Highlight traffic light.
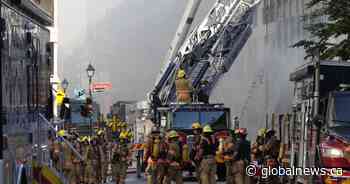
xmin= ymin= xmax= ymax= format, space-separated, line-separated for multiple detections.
xmin=80 ymin=97 xmax=93 ymax=117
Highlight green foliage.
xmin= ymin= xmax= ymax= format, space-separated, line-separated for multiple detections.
xmin=293 ymin=0 xmax=350 ymax=61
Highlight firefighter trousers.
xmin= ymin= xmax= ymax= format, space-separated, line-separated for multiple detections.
xmin=225 ymin=161 xmax=234 ymax=184
xmin=232 ymin=160 xmax=250 ymax=184
xmin=164 ymin=166 xmax=183 ymax=184
xmin=146 ymin=163 xmax=168 ymax=184
xmin=199 ymin=157 xmax=217 ymax=184
xmin=112 ymin=161 xmax=128 ymax=184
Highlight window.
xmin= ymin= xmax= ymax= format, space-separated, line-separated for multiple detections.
xmin=172 ymin=110 xmax=228 ymax=130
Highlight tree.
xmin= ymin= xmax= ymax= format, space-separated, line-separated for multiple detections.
xmin=293 ymin=0 xmax=350 ymax=61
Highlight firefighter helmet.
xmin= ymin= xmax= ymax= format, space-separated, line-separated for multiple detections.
xmin=192 ymin=122 xmax=202 ymax=129
xmin=258 ymin=128 xmax=267 ymax=137
xmin=57 ymin=129 xmax=66 ymax=137
xmin=127 ymin=131 xmax=134 ymax=139
xmin=97 ymin=129 xmax=104 ymax=136
xmin=234 ymin=128 xmax=240 ymax=134
xmin=177 ymin=69 xmax=186 ymax=79
xmin=119 ymin=131 xmax=129 ymax=139
xmin=168 ymin=130 xmax=178 ymax=139
xmin=121 ymin=122 xmax=127 ymax=128
xmin=203 ymin=125 xmax=213 ymax=133
xmin=266 ymin=129 xmax=276 ymax=135
xmin=239 ymin=128 xmax=248 ymax=135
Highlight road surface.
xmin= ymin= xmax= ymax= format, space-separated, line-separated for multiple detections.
xmin=123 ymin=173 xmax=225 ymax=184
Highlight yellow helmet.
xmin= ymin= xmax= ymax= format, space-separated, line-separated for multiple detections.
xmin=192 ymin=122 xmax=202 ymax=129
xmin=203 ymin=125 xmax=213 ymax=133
xmin=128 ymin=132 xmax=134 ymax=139
xmin=177 ymin=69 xmax=186 ymax=79
xmin=57 ymin=129 xmax=66 ymax=137
xmin=258 ymin=128 xmax=267 ymax=137
xmin=119 ymin=131 xmax=128 ymax=139
xmin=87 ymin=136 xmax=92 ymax=142
xmin=97 ymin=129 xmax=104 ymax=136
xmin=168 ymin=130 xmax=178 ymax=139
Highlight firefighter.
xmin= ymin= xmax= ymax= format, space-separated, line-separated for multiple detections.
xmin=111 ymin=131 xmax=131 ymax=184
xmin=251 ymin=128 xmax=266 ymax=164
xmin=196 ymin=125 xmax=217 ymax=184
xmin=263 ymin=129 xmax=280 ymax=160
xmin=59 ymin=130 xmax=75 ymax=183
xmin=84 ymin=136 xmax=96 ymax=184
xmin=97 ymin=129 xmax=108 ymax=183
xmin=197 ymin=80 xmax=210 ymax=103
xmin=222 ymin=134 xmax=235 ymax=184
xmin=164 ymin=130 xmax=183 ymax=184
xmin=51 ymin=136 xmax=61 ymax=170
xmin=80 ymin=136 xmax=88 ymax=184
xmin=90 ymin=136 xmax=103 ymax=183
xmin=232 ymin=128 xmax=250 ymax=184
xmin=72 ymin=139 xmax=83 ymax=184
xmin=144 ymin=127 xmax=168 ymax=184
xmin=191 ymin=122 xmax=202 ymax=183
xmin=175 ymin=69 xmax=192 ymax=103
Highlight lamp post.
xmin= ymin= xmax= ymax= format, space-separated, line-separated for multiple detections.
xmin=0 ymin=1 xmax=4 ymax=183
xmin=61 ymin=78 xmax=69 ymax=93
xmin=86 ymin=64 xmax=95 ymax=136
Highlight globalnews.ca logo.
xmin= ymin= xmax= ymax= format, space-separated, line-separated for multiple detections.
xmin=246 ymin=165 xmax=343 ymax=179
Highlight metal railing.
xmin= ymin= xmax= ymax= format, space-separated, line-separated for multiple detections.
xmin=38 ymin=113 xmax=84 ymax=161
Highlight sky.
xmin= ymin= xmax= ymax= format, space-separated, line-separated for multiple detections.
xmin=58 ymin=0 xmax=214 ymax=113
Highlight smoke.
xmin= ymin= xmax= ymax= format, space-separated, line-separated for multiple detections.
xmin=58 ymin=0 xmax=214 ymax=112
xmin=58 ymin=0 xmax=307 ymax=140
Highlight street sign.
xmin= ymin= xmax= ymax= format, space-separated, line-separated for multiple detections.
xmin=92 ymin=82 xmax=112 ymax=92
xmin=74 ymin=88 xmax=86 ymax=100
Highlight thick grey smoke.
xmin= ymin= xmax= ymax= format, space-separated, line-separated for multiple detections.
xmin=58 ymin=0 xmax=214 ymax=112
xmin=58 ymin=0 xmax=308 ymax=140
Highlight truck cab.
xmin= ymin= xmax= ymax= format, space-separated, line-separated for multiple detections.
xmin=156 ymin=102 xmax=232 ymax=180
xmin=318 ymin=91 xmax=350 ymax=183
xmin=157 ymin=103 xmax=231 ymax=132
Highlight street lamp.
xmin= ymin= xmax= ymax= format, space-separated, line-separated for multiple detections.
xmin=86 ymin=64 xmax=95 ymax=136
xmin=61 ymin=78 xmax=69 ymax=93
xmin=86 ymin=64 xmax=95 ymax=97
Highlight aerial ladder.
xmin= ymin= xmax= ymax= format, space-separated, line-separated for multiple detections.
xmin=140 ymin=0 xmax=262 ymax=178
xmin=152 ymin=0 xmax=261 ymax=105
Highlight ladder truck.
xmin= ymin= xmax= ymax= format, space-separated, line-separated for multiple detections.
xmin=143 ymin=0 xmax=262 ymax=180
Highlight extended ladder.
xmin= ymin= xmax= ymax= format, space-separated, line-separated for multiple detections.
xmin=153 ymin=0 xmax=261 ymax=104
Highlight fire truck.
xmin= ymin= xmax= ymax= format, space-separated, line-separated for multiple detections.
xmin=142 ymin=0 xmax=261 ymax=180
xmin=288 ymin=61 xmax=350 ymax=184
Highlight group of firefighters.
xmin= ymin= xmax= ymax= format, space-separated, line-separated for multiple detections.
xmin=46 ymin=69 xmax=280 ymax=184
xmin=143 ymin=122 xmax=280 ymax=184
xmin=48 ymin=121 xmax=279 ymax=184
xmin=49 ymin=122 xmax=134 ymax=184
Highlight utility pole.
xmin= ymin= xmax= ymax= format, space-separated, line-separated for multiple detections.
xmin=0 ymin=0 xmax=4 ymax=183
xmin=312 ymin=49 xmax=321 ymax=169
xmin=313 ymin=50 xmax=320 ymax=119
